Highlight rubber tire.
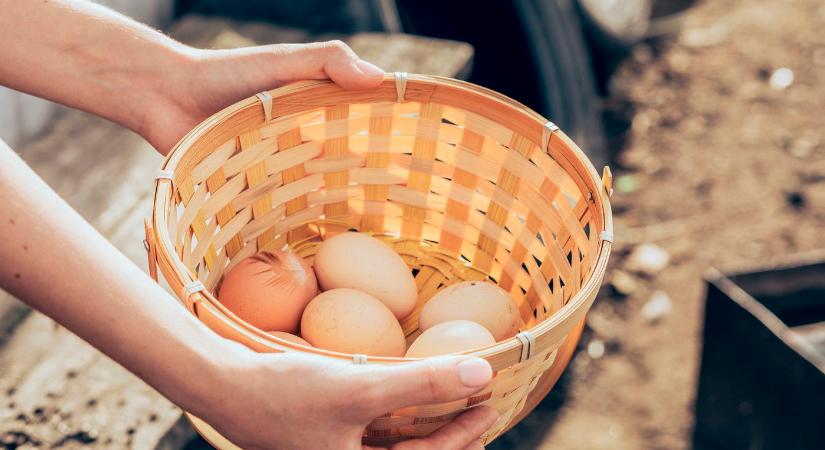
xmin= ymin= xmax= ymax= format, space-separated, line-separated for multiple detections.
xmin=395 ymin=0 xmax=608 ymax=168
xmin=513 ymin=0 xmax=608 ymax=168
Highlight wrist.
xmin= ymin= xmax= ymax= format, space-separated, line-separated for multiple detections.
xmin=202 ymin=339 xmax=257 ymax=414
xmin=159 ymin=319 xmax=258 ymax=420
xmin=130 ymin=45 xmax=203 ymax=152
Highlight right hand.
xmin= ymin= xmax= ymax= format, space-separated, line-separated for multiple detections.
xmin=199 ymin=348 xmax=500 ymax=450
xmin=141 ymin=40 xmax=385 ymax=154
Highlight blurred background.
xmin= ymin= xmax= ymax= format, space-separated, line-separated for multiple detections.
xmin=1 ymin=0 xmax=823 ymax=449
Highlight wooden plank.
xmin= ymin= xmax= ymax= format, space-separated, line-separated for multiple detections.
xmin=167 ymin=15 xmax=474 ymax=79
xmin=346 ymin=33 xmax=474 ymax=79
xmin=0 ymin=111 xmax=187 ymax=449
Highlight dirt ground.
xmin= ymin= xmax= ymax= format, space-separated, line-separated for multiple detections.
xmin=497 ymin=0 xmax=825 ymax=449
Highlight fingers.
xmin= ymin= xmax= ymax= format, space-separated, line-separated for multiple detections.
xmin=395 ymin=406 xmax=499 ymax=450
xmin=356 ymin=357 xmax=493 ymax=415
xmin=264 ymin=40 xmax=384 ymax=89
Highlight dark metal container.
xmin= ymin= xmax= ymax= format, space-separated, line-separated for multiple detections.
xmin=695 ymin=252 xmax=825 ymax=450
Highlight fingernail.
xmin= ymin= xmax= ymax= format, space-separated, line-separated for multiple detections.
xmin=355 ymin=59 xmax=385 ymax=76
xmin=457 ymin=358 xmax=493 ymax=388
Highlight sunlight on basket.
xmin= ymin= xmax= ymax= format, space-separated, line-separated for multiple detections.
xmin=143 ymin=73 xmax=613 ymax=446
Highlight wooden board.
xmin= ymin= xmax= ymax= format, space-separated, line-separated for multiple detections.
xmin=167 ymin=15 xmax=474 ymax=78
xmin=0 ymin=113 xmax=183 ymax=449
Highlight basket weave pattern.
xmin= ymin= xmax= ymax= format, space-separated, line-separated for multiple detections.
xmin=145 ymin=73 xmax=613 ymax=445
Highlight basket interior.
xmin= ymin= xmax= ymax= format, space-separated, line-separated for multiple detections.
xmin=151 ymin=77 xmax=612 ymax=443
xmin=157 ymin=78 xmax=606 ymax=339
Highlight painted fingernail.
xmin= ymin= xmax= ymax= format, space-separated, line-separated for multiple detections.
xmin=355 ymin=59 xmax=385 ymax=76
xmin=457 ymin=358 xmax=493 ymax=388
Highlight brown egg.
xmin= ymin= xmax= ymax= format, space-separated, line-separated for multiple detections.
xmin=405 ymin=320 xmax=496 ymax=358
xmin=300 ymin=288 xmax=406 ymax=357
xmin=268 ymin=331 xmax=312 ymax=347
xmin=218 ymin=251 xmax=318 ymax=333
xmin=313 ymin=232 xmax=417 ymax=320
xmin=419 ymin=281 xmax=521 ymax=341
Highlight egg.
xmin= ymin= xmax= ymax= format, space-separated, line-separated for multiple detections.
xmin=300 ymin=288 xmax=406 ymax=357
xmin=268 ymin=331 xmax=312 ymax=347
xmin=405 ymin=320 xmax=496 ymax=358
xmin=313 ymin=232 xmax=417 ymax=320
xmin=419 ymin=281 xmax=521 ymax=341
xmin=218 ymin=250 xmax=318 ymax=333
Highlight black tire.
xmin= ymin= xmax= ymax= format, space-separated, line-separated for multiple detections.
xmin=514 ymin=0 xmax=608 ymax=168
xmin=396 ymin=0 xmax=608 ymax=168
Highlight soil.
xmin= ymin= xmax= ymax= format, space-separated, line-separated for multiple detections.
xmin=492 ymin=0 xmax=825 ymax=449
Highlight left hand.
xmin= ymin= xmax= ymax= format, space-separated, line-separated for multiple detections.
xmin=141 ymin=40 xmax=384 ymax=154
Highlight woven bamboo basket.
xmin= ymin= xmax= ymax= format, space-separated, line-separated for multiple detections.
xmin=143 ymin=73 xmax=613 ymax=447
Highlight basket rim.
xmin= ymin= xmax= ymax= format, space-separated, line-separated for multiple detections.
xmin=149 ymin=73 xmax=613 ymax=368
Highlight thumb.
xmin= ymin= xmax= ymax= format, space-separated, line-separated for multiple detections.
xmin=262 ymin=40 xmax=385 ymax=90
xmin=358 ymin=356 xmax=493 ymax=416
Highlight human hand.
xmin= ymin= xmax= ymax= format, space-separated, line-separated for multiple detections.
xmin=141 ymin=41 xmax=384 ymax=154
xmin=197 ymin=348 xmax=499 ymax=450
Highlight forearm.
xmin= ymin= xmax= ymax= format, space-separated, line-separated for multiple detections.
xmin=0 ymin=0 xmax=191 ymax=137
xmin=0 ymin=142 xmax=237 ymax=416
xmin=0 ymin=0 xmax=384 ymax=154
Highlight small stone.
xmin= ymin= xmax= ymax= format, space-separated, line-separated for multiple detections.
xmin=769 ymin=68 xmax=794 ymax=91
xmin=642 ymin=291 xmax=672 ymax=323
xmin=609 ymin=270 xmax=638 ymax=297
xmin=789 ymin=134 xmax=819 ymax=158
xmin=626 ymin=243 xmax=671 ymax=276
xmin=586 ymin=311 xmax=614 ymax=338
xmin=587 ymin=339 xmax=606 ymax=359
xmin=680 ymin=24 xmax=729 ymax=48
xmin=615 ymin=175 xmax=639 ymax=193
xmin=786 ymin=191 xmax=806 ymax=210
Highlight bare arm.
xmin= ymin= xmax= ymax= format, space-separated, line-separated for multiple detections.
xmin=0 ymin=0 xmax=384 ymax=153
xmin=0 ymin=141 xmax=497 ymax=450
xmin=0 ymin=142 xmax=228 ymax=415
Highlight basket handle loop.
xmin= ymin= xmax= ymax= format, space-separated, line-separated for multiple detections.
xmin=394 ymin=72 xmax=408 ymax=102
xmin=143 ymin=218 xmax=159 ymax=282
xmin=601 ymin=166 xmax=614 ymax=198
xmin=183 ymin=280 xmax=206 ymax=314
xmin=516 ymin=331 xmax=537 ymax=362
xmin=541 ymin=121 xmax=559 ymax=153
xmin=255 ymin=91 xmax=273 ymax=122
